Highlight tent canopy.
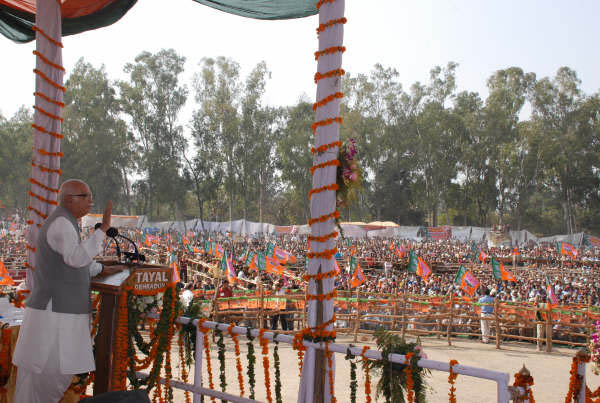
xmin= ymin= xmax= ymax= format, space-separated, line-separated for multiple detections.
xmin=0 ymin=0 xmax=317 ymax=43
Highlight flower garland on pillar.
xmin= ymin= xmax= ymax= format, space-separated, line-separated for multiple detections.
xmin=259 ymin=329 xmax=273 ymax=403
xmin=405 ymin=352 xmax=415 ymax=403
xmin=228 ymin=323 xmax=245 ymax=397
xmin=197 ymin=318 xmax=216 ymax=403
xmin=448 ymin=359 xmax=458 ymax=403
xmin=177 ymin=330 xmax=192 ymax=403
xmin=565 ymin=352 xmax=590 ymax=403
xmin=361 ymin=346 xmax=372 ymax=403
xmin=246 ymin=327 xmax=257 ymax=400
xmin=345 ymin=347 xmax=358 ymax=403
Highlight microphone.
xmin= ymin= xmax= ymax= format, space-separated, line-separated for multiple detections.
xmin=106 ymin=227 xmax=145 ymax=263
xmin=105 ymin=226 xmax=121 ymax=262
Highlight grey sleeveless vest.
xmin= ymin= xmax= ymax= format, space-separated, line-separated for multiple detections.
xmin=27 ymin=205 xmax=92 ymax=314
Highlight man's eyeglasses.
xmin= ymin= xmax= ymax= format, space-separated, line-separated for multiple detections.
xmin=69 ymin=193 xmax=92 ymax=199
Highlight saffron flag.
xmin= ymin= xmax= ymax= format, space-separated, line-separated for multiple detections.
xmin=170 ymin=253 xmax=180 ymax=283
xmin=512 ymin=246 xmax=520 ymax=256
xmin=454 ymin=265 xmax=480 ymax=296
xmin=491 ymin=257 xmax=516 ymax=282
xmin=244 ymin=251 xmax=256 ymax=268
xmin=557 ymin=242 xmax=577 ymax=258
xmin=408 ymin=251 xmax=432 ymax=281
xmin=221 ymin=253 xmax=237 ymax=284
xmin=272 ymin=246 xmax=297 ymax=265
xmin=334 ymin=259 xmax=341 ymax=274
xmin=0 ymin=260 xmax=15 ymax=286
xmin=545 ymin=275 xmax=559 ymax=306
xmin=249 ymin=252 xmax=266 ymax=271
xmin=215 ymin=244 xmax=224 ymax=259
xmin=471 ymin=242 xmax=487 ymax=263
xmin=349 ymin=257 xmax=365 ymax=288
xmin=393 ymin=244 xmax=407 ymax=259
xmin=265 ymin=256 xmax=285 ymax=276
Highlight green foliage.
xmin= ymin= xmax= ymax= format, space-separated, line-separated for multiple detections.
xmin=370 ymin=328 xmax=430 ymax=403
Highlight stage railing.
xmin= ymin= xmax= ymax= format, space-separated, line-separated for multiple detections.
xmin=143 ymin=314 xmax=525 ymax=403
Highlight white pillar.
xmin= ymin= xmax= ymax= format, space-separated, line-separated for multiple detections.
xmin=298 ymin=1 xmax=345 ymax=402
xmin=27 ymin=0 xmax=64 ymax=290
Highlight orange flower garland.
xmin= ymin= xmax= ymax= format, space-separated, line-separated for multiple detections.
xmin=292 ymin=332 xmax=306 ymax=377
xmin=405 ymin=352 xmax=414 ymax=403
xmin=513 ymin=371 xmax=534 ymax=403
xmin=228 ymin=324 xmax=245 ymax=396
xmin=448 ymin=359 xmax=458 ymax=403
xmin=316 ymin=18 xmax=347 ymax=35
xmin=565 ymin=353 xmax=589 ymax=403
xmin=312 ymin=117 xmax=343 ymax=134
xmin=310 ymin=159 xmax=341 ymax=175
xmin=308 ymin=183 xmax=339 ymax=199
xmin=306 ymin=290 xmax=338 ymax=302
xmin=197 ymin=318 xmax=216 ymax=403
xmin=306 ymin=247 xmax=338 ymax=259
xmin=308 ymin=210 xmax=340 ymax=226
xmin=259 ymin=329 xmax=273 ymax=403
xmin=325 ymin=342 xmax=336 ymax=403
xmin=311 ymin=140 xmax=342 ymax=155
xmin=361 ymin=346 xmax=372 ymax=403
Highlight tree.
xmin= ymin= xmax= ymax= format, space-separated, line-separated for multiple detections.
xmin=61 ymin=59 xmax=132 ymax=214
xmin=0 ymin=107 xmax=33 ymax=211
xmin=119 ymin=49 xmax=188 ymax=220
xmin=530 ymin=67 xmax=599 ymax=233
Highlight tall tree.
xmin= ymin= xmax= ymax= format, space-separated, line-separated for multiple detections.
xmin=61 ymin=59 xmax=131 ymax=214
xmin=120 ymin=49 xmax=188 ymax=220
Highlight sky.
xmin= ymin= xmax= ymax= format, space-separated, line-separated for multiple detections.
xmin=1 ymin=0 xmax=600 ymax=121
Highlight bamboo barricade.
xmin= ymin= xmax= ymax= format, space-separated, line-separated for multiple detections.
xmin=188 ymin=289 xmax=597 ymax=350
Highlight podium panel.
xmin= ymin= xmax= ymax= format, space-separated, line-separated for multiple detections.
xmin=91 ymin=263 xmax=172 ymax=395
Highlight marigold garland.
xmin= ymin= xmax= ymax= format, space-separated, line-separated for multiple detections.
xmin=259 ymin=329 xmax=273 ymax=403
xmin=306 ymin=290 xmax=338 ymax=302
xmin=304 ymin=270 xmax=338 ymax=281
xmin=448 ymin=359 xmax=458 ymax=403
xmin=314 ymin=68 xmax=346 ymax=84
xmin=405 ymin=352 xmax=415 ymax=403
xmin=32 ymin=122 xmax=64 ymax=138
xmin=36 ymin=148 xmax=64 ymax=158
xmin=325 ymin=342 xmax=336 ymax=403
xmin=29 ymin=177 xmax=59 ymax=193
xmin=312 ymin=117 xmax=343 ymax=134
xmin=313 ymin=91 xmax=345 ymax=110
xmin=513 ymin=371 xmax=534 ymax=403
xmin=312 ymin=140 xmax=342 ymax=155
xmin=310 ymin=159 xmax=341 ymax=175
xmin=9 ymin=290 xmax=30 ymax=308
xmin=29 ymin=190 xmax=58 ymax=206
xmin=308 ymin=183 xmax=339 ymax=199
xmin=361 ymin=346 xmax=372 ymax=403
xmin=316 ymin=0 xmax=336 ymax=10
xmin=33 ymin=50 xmax=65 ymax=72
xmin=228 ymin=324 xmax=245 ymax=397
xmin=32 ymin=69 xmax=66 ymax=92
xmin=31 ymin=161 xmax=62 ymax=175
xmin=33 ymin=104 xmax=64 ymax=121
xmin=32 ymin=25 xmax=63 ymax=48
xmin=565 ymin=353 xmax=589 ymax=403
xmin=307 ymin=230 xmax=338 ymax=243
xmin=308 ymin=210 xmax=340 ymax=226
xmin=26 ymin=244 xmax=36 ymax=252
xmin=316 ymin=18 xmax=347 ymax=35
xmin=177 ymin=331 xmax=192 ymax=403
xmin=292 ymin=332 xmax=306 ymax=377
xmin=197 ymin=318 xmax=216 ymax=403
xmin=306 ymin=247 xmax=338 ymax=260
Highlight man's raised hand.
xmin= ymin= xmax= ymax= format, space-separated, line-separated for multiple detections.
xmin=100 ymin=200 xmax=113 ymax=233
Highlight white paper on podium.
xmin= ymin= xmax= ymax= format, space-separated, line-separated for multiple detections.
xmin=93 ymin=269 xmax=131 ymax=287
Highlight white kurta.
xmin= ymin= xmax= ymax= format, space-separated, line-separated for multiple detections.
xmin=13 ymin=218 xmax=104 ymax=374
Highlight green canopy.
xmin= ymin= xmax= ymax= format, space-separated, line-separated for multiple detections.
xmin=0 ymin=0 xmax=317 ymax=43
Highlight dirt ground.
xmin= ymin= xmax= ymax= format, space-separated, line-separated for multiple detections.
xmin=163 ymin=334 xmax=600 ymax=403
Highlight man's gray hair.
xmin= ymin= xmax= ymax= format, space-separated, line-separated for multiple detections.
xmin=58 ymin=179 xmax=87 ymax=205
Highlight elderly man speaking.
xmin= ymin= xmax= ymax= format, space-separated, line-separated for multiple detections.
xmin=12 ymin=179 xmax=122 ymax=402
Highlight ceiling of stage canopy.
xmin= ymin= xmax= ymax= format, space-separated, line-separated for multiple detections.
xmin=0 ymin=0 xmax=318 ymax=43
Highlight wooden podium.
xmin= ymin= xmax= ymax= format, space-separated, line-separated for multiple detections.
xmin=91 ymin=263 xmax=172 ymax=395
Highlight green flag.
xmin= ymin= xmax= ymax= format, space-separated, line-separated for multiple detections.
xmin=349 ymin=256 xmax=357 ymax=275
xmin=407 ymin=250 xmax=418 ymax=273
xmin=245 ymin=251 xmax=256 ymax=267
xmin=265 ymin=242 xmax=274 ymax=257
xmin=257 ymin=252 xmax=266 ymax=271
xmin=454 ymin=265 xmax=468 ymax=285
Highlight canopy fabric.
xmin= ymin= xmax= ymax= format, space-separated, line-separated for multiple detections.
xmin=191 ymin=0 xmax=317 ymax=20
xmin=0 ymin=0 xmax=317 ymax=43
xmin=0 ymin=0 xmax=137 ymax=43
